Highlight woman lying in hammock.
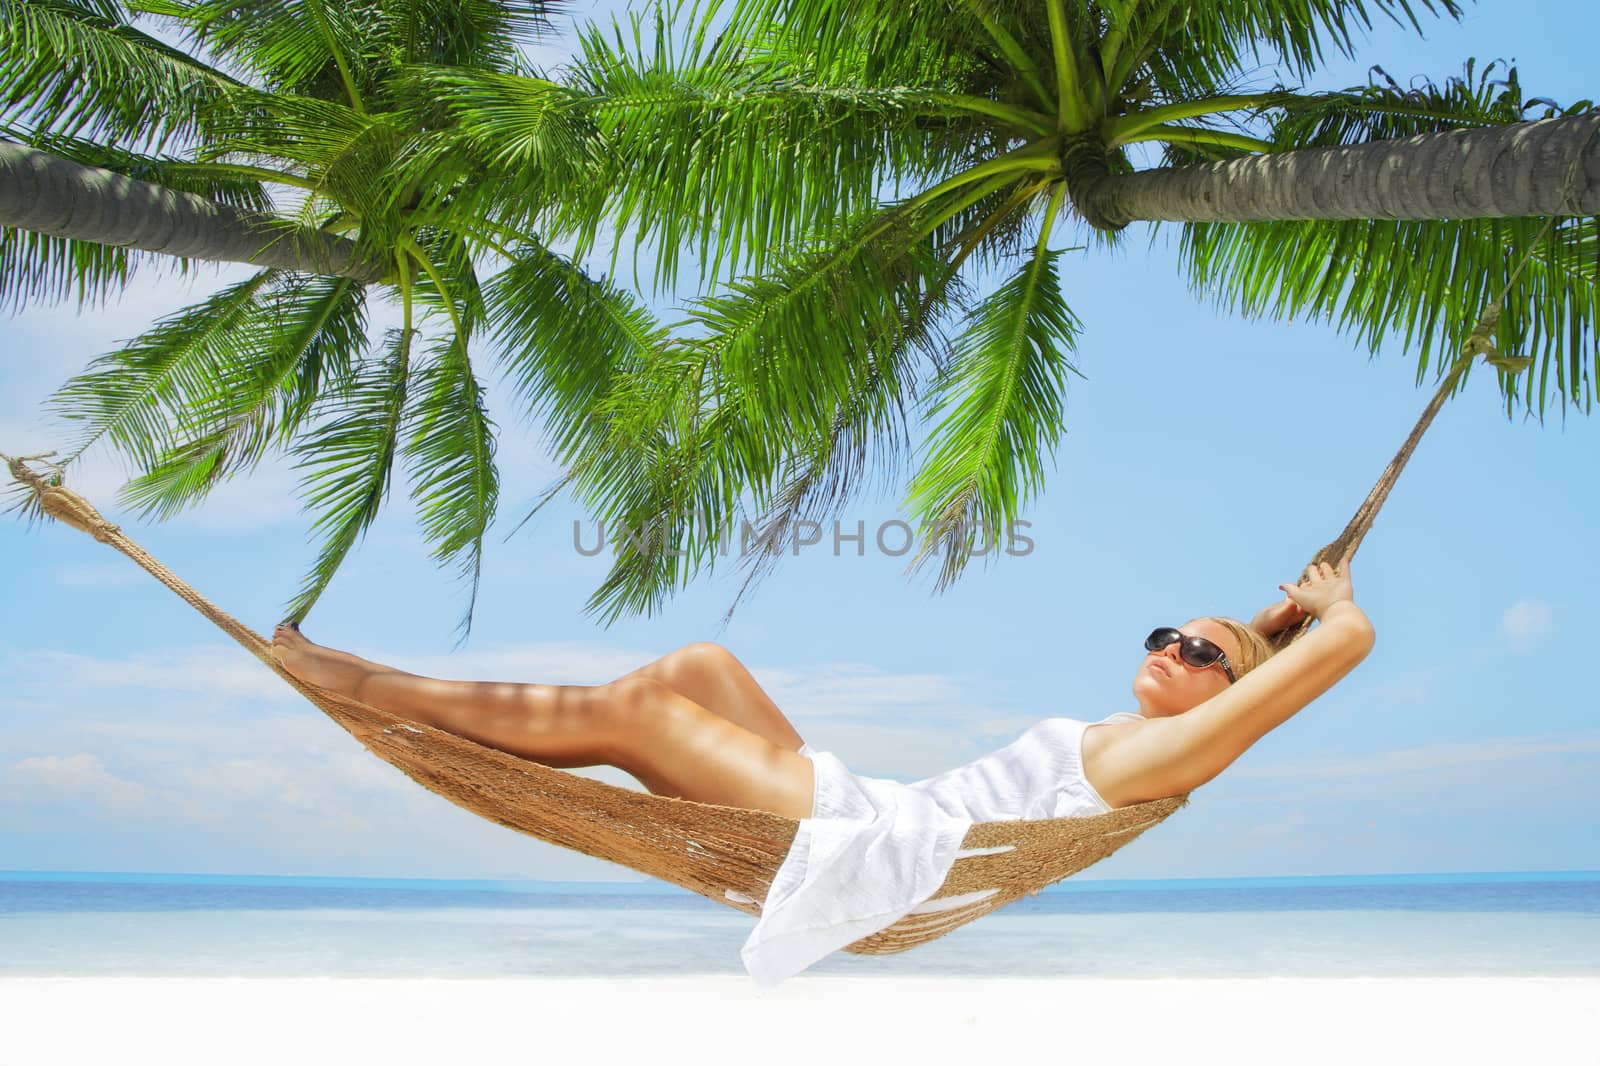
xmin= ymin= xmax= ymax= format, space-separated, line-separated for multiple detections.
xmin=269 ymin=548 xmax=1371 ymax=822
xmin=270 ymin=549 xmax=1371 ymax=985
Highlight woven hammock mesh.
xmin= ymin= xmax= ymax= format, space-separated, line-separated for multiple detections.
xmin=6 ymin=358 xmax=1444 ymax=952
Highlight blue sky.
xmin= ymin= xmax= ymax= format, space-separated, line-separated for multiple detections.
xmin=1 ymin=1 xmax=1596 ymax=884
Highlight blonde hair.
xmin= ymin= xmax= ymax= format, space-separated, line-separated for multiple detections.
xmin=1199 ymin=616 xmax=1276 ymax=680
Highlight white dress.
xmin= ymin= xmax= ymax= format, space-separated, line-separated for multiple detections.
xmin=737 ymin=710 xmax=1143 ymax=989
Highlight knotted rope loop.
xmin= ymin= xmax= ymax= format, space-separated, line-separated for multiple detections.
xmin=4 ymin=453 xmax=122 ymax=543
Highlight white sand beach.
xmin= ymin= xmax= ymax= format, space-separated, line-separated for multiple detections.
xmin=3 ymin=977 xmax=1595 ymax=1066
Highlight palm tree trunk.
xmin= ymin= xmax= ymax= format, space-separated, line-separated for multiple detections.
xmin=1077 ymin=113 xmax=1600 ymax=231
xmin=0 ymin=141 xmax=388 ymax=283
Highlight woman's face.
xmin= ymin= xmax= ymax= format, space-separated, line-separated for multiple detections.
xmin=1132 ymin=618 xmax=1243 ymax=718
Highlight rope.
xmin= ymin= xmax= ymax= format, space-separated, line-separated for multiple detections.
xmin=1263 ymin=213 xmax=1558 ymax=653
xmin=8 ymin=451 xmax=291 ymax=673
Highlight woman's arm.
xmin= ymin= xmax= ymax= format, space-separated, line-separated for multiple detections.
xmin=1115 ymin=601 xmax=1376 ymax=800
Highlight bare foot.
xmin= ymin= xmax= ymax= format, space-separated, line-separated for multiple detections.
xmin=270 ymin=624 xmax=380 ymax=699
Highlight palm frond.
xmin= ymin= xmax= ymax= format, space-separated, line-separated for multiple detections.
xmin=723 ymin=0 xmax=1011 ymax=93
xmin=1268 ymin=59 xmax=1579 ymax=148
xmin=483 ymin=239 xmax=671 ymax=473
xmin=43 ymin=269 xmax=279 ymax=469
xmin=116 ymin=274 xmax=368 ymax=519
xmin=1181 ymin=214 xmax=1599 ymax=420
xmin=399 ymin=65 xmax=603 ymax=242
xmin=675 ymin=202 xmax=963 ymax=461
xmin=564 ymin=203 xmax=968 ymax=625
xmin=404 ymin=65 xmax=595 ymax=177
xmin=203 ymin=89 xmax=396 ymax=199
xmin=572 ymin=415 xmax=731 ymax=627
xmin=282 ymin=324 xmax=413 ymax=623
xmin=400 ymin=333 xmax=499 ymax=644
xmin=369 ymin=0 xmax=556 ymax=70
xmin=1110 ymin=0 xmax=1463 ymax=104
xmin=901 ymin=209 xmax=1083 ymax=591
xmin=566 ymin=8 xmax=993 ymax=289
xmin=0 ymin=0 xmax=242 ymax=152
xmin=930 ymin=174 xmax=1050 ymax=277
xmin=0 ymin=226 xmax=145 ymax=311
xmin=158 ymin=0 xmax=367 ymax=101
xmin=713 ymin=250 xmax=971 ymax=626
xmin=404 ymin=227 xmax=486 ymax=340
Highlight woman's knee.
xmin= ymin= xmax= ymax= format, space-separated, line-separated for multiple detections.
xmin=664 ymin=641 xmax=738 ymax=685
xmin=598 ymin=676 xmax=689 ymax=760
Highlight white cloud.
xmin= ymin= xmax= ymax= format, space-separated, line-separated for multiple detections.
xmin=3 ymin=752 xmax=159 ymax=817
xmin=756 ymin=661 xmax=977 ymax=720
xmin=1502 ymin=599 xmax=1556 ymax=652
xmin=0 ymin=714 xmax=659 ymax=880
xmin=66 ymin=711 xmax=347 ymax=755
xmin=174 ymin=756 xmax=380 ymax=829
xmin=9 ymin=647 xmax=300 ymax=702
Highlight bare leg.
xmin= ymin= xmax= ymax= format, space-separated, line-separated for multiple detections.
xmin=270 ymin=626 xmax=815 ymax=818
xmin=271 ymin=625 xmax=612 ymax=767
xmin=606 ymin=676 xmax=815 ymax=817
xmin=611 ymin=642 xmax=806 ymax=752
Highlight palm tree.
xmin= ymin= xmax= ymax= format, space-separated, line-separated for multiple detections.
xmin=0 ymin=0 xmax=670 ymax=638
xmin=430 ymin=0 xmax=1598 ymax=619
xmin=5 ymin=0 xmax=1597 ymax=631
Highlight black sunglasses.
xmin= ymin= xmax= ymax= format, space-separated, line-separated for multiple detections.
xmin=1145 ymin=627 xmax=1237 ymax=684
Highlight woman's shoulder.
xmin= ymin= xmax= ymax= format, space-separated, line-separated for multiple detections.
xmin=1080 ymin=712 xmax=1162 ymax=810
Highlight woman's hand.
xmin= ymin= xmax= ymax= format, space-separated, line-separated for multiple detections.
xmin=1250 ymin=594 xmax=1309 ymax=637
xmin=1277 ymin=548 xmax=1357 ymax=622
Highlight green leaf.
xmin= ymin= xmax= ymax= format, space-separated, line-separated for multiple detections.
xmin=1268 ymin=58 xmax=1574 ymax=149
xmin=282 ymin=325 xmax=413 ymax=623
xmin=0 ymin=226 xmax=141 ymax=312
xmin=1179 ymin=214 xmax=1598 ymax=421
xmin=117 ymin=274 xmax=368 ymax=519
xmin=901 ymin=236 xmax=1083 ymax=591
xmin=483 ymin=240 xmax=670 ymax=473
xmin=1100 ymin=0 xmax=1463 ymax=103
xmin=401 ymin=333 xmax=499 ymax=644
xmin=0 ymin=0 xmax=242 ymax=152
xmin=566 ymin=6 xmax=991 ymax=289
xmin=44 ymin=269 xmax=279 ymax=469
xmin=678 ymin=205 xmax=955 ymax=455
xmin=168 ymin=0 xmax=365 ymax=97
xmin=713 ymin=248 xmax=971 ymax=625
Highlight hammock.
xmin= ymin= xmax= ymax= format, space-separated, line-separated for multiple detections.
xmin=2 ymin=320 xmax=1501 ymax=956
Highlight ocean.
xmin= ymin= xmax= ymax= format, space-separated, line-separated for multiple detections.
xmin=2 ymin=869 xmax=1596 ymax=979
